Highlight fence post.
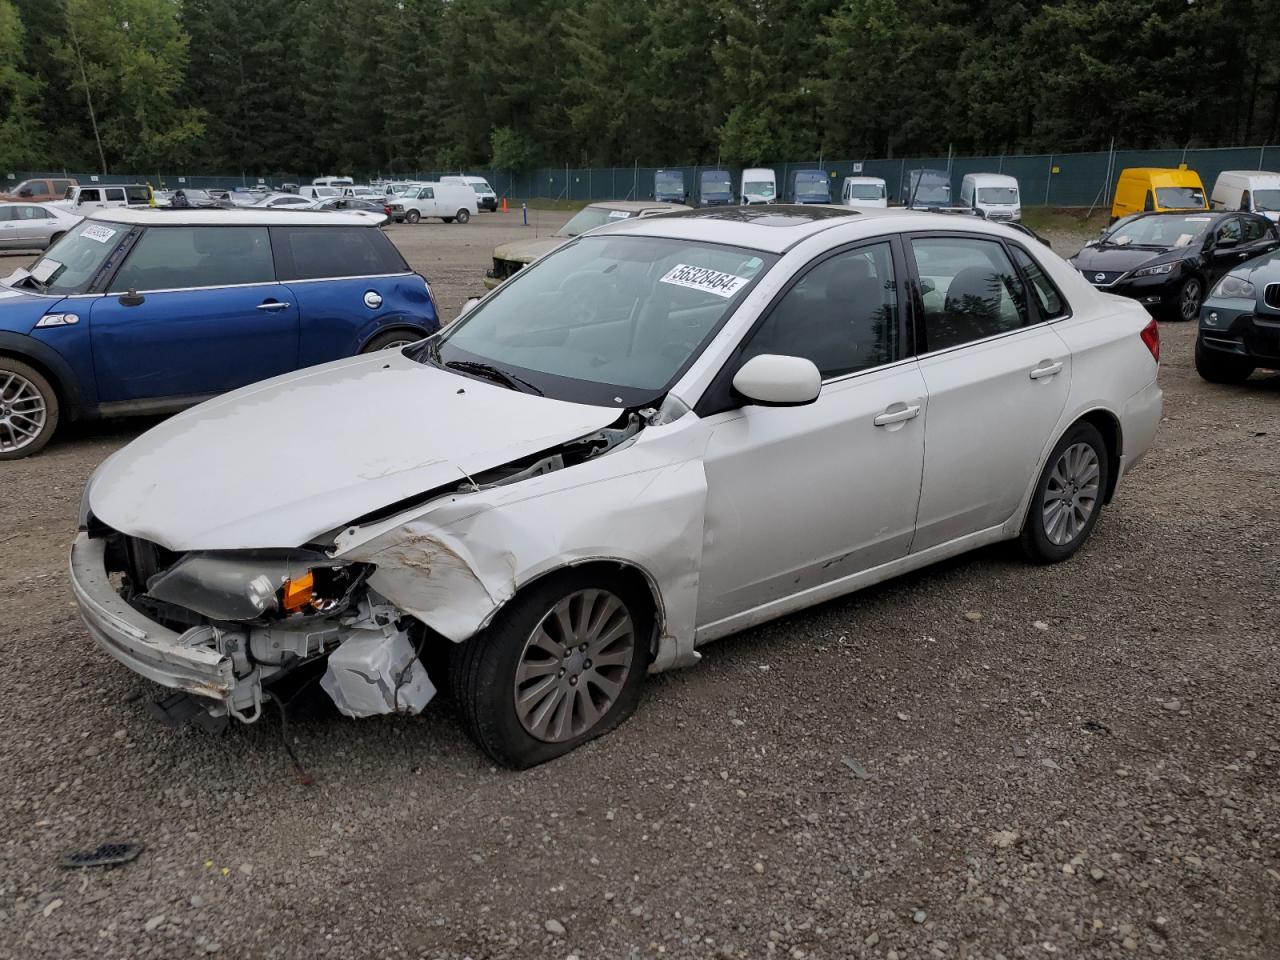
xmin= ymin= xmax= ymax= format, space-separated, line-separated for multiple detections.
xmin=1043 ymin=154 xmax=1054 ymax=206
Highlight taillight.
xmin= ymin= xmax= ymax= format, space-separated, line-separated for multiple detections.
xmin=1140 ymin=317 xmax=1160 ymax=363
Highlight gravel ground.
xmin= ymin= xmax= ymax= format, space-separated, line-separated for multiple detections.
xmin=1 ymin=212 xmax=1278 ymax=960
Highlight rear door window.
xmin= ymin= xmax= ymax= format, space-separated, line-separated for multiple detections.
xmin=109 ymin=226 xmax=275 ymax=292
xmin=910 ymin=236 xmax=1029 ymax=351
xmin=104 ymin=188 xmax=126 ymax=203
xmin=270 ymin=225 xmax=409 ymax=281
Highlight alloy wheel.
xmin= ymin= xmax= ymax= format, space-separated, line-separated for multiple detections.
xmin=1180 ymin=278 xmax=1202 ymax=321
xmin=0 ymin=371 xmax=48 ymax=453
xmin=513 ymin=589 xmax=636 ymax=743
xmin=1041 ymin=442 xmax=1101 ymax=546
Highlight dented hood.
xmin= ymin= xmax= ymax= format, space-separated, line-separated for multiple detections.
xmin=89 ymin=351 xmax=621 ymax=551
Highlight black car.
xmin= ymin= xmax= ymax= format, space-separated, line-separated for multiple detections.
xmin=1068 ymin=211 xmax=1280 ymax=321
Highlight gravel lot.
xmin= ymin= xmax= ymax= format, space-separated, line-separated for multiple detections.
xmin=1 ymin=211 xmax=1277 ymax=960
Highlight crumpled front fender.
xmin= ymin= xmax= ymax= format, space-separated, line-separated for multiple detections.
xmin=333 ymin=428 xmax=708 ymax=672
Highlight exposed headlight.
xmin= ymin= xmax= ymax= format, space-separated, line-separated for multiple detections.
xmin=1132 ymin=262 xmax=1176 ymax=278
xmin=1211 ymin=273 xmax=1256 ymax=299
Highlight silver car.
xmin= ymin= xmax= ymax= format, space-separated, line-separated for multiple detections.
xmin=0 ymin=202 xmax=82 ymax=251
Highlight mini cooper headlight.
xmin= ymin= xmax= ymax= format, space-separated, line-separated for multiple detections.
xmin=1132 ymin=262 xmax=1176 ymax=278
xmin=1211 ymin=273 xmax=1256 ymax=299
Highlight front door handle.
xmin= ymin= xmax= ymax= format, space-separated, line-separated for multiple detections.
xmin=257 ymin=300 xmax=291 ymax=311
xmin=873 ymin=403 xmax=922 ymax=427
xmin=1029 ymin=360 xmax=1064 ymax=380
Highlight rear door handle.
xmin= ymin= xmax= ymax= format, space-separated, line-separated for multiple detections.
xmin=873 ymin=403 xmax=922 ymax=427
xmin=257 ymin=301 xmax=291 ymax=311
xmin=1029 ymin=360 xmax=1064 ymax=380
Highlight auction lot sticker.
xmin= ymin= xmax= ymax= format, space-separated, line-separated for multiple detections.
xmin=81 ymin=224 xmax=118 ymax=244
xmin=660 ymin=263 xmax=749 ymax=298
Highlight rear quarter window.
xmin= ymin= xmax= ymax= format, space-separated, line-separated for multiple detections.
xmin=271 ymin=226 xmax=409 ymax=281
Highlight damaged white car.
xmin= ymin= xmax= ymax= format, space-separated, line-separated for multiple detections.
xmin=72 ymin=205 xmax=1163 ymax=768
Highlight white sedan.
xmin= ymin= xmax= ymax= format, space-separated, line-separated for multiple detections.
xmin=0 ymin=202 xmax=82 ymax=250
xmin=71 ymin=206 xmax=1162 ymax=768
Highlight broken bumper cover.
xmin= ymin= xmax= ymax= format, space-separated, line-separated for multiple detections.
xmin=69 ymin=533 xmax=235 ymax=703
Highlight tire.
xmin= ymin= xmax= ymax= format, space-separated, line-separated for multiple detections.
xmin=0 ymin=356 xmax=60 ymax=460
xmin=1195 ymin=336 xmax=1254 ymax=384
xmin=404 ymin=209 xmax=420 ymax=224
xmin=361 ymin=328 xmax=422 ymax=353
xmin=1019 ymin=421 xmax=1109 ymax=564
xmin=448 ymin=568 xmax=652 ymax=769
xmin=1167 ymin=275 xmax=1203 ymax=322
xmin=454 ymin=209 xmax=470 ymax=224
xmin=46 ymin=232 xmax=65 ymax=249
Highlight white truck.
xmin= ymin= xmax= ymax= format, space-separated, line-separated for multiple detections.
xmin=54 ymin=184 xmax=152 ymax=215
xmin=1211 ymin=170 xmax=1280 ymax=221
xmin=388 ymin=182 xmax=479 ymax=224
xmin=739 ymin=168 xmax=777 ymax=204
xmin=959 ymin=172 xmax=1021 ymax=221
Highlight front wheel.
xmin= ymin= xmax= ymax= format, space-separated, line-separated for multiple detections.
xmin=404 ymin=209 xmax=420 ymax=224
xmin=454 ymin=209 xmax=470 ymax=224
xmin=1019 ymin=421 xmax=1109 ymax=564
xmin=0 ymin=357 xmax=59 ymax=460
xmin=46 ymin=232 xmax=65 ymax=249
xmin=1169 ymin=275 xmax=1203 ymax=322
xmin=449 ymin=570 xmax=651 ymax=768
xmin=1195 ymin=337 xmax=1254 ymax=384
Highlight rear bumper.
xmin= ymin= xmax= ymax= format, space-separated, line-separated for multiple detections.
xmin=1119 ymin=377 xmax=1163 ymax=479
xmin=69 ymin=533 xmax=235 ymax=703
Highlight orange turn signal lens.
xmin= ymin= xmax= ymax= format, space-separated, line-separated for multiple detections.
xmin=281 ymin=571 xmax=315 ymax=612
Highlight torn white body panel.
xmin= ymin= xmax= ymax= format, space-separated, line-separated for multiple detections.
xmin=335 ymin=417 xmax=712 ymax=671
xmin=87 ymin=350 xmax=621 ymax=551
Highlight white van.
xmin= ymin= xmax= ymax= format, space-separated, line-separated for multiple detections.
xmin=1211 ymin=170 xmax=1280 ymax=221
xmin=440 ymin=175 xmax=498 ymax=212
xmin=388 ymin=182 xmax=479 ymax=224
xmin=839 ymin=176 xmax=888 ymax=208
xmin=960 ymin=173 xmax=1021 ymax=221
xmin=739 ymin=168 xmax=777 ymax=205
xmin=298 ymin=185 xmax=340 ymax=200
xmin=313 ymin=176 xmax=354 ymax=189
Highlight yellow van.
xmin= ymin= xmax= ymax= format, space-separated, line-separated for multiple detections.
xmin=1111 ymin=167 xmax=1208 ymax=220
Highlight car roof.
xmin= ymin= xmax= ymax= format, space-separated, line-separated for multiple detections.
xmin=1119 ymin=167 xmax=1203 ymax=185
xmin=594 ymin=204 xmax=1024 ymax=254
xmin=89 ymin=208 xmax=385 ymax=228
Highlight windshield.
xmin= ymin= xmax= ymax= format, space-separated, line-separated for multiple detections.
xmin=24 ymin=220 xmax=125 ymax=294
xmin=1104 ymin=213 xmax=1213 ymax=248
xmin=1252 ymin=188 xmax=1280 ymax=211
xmin=560 ymin=206 xmax=635 ymax=237
xmin=468 ymin=181 xmax=493 ymax=194
xmin=848 ymin=182 xmax=884 ymax=200
xmin=795 ymin=174 xmax=830 ymax=199
xmin=1155 ymin=186 xmax=1206 ymax=209
xmin=743 ymin=180 xmax=775 ymax=197
xmin=978 ymin=186 xmax=1018 ymax=204
xmin=701 ymin=173 xmax=731 ymax=194
xmin=655 ymin=173 xmax=683 ymax=194
xmin=909 ymin=176 xmax=950 ymax=204
xmin=427 ymin=235 xmax=775 ymax=405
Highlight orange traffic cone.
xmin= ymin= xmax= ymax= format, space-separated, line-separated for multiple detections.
xmin=502 ymin=197 xmax=509 ymax=213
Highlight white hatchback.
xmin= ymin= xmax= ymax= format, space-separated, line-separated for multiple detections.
xmin=72 ymin=205 xmax=1163 ymax=768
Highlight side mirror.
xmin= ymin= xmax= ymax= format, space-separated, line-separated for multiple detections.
xmin=732 ymin=354 xmax=821 ymax=407
xmin=458 ymin=296 xmax=481 ymax=317
xmin=1084 ymin=238 xmax=1099 ymax=248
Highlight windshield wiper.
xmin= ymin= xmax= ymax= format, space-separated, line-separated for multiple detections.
xmin=444 ymin=359 xmax=543 ymax=396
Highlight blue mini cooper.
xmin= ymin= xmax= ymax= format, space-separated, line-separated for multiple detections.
xmin=0 ymin=208 xmax=440 ymax=457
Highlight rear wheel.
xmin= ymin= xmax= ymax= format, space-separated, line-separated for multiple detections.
xmin=1019 ymin=421 xmax=1108 ymax=564
xmin=454 ymin=209 xmax=471 ymax=224
xmin=1195 ymin=337 xmax=1254 ymax=384
xmin=449 ymin=569 xmax=651 ymax=769
xmin=404 ymin=209 xmax=420 ymax=224
xmin=0 ymin=357 xmax=59 ymax=460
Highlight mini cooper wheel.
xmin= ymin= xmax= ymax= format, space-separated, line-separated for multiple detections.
xmin=454 ymin=209 xmax=471 ymax=224
xmin=449 ymin=569 xmax=651 ymax=769
xmin=1019 ymin=421 xmax=1108 ymax=564
xmin=0 ymin=357 xmax=59 ymax=460
xmin=1194 ymin=337 xmax=1254 ymax=384
xmin=361 ymin=329 xmax=420 ymax=353
xmin=404 ymin=209 xmax=421 ymax=224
